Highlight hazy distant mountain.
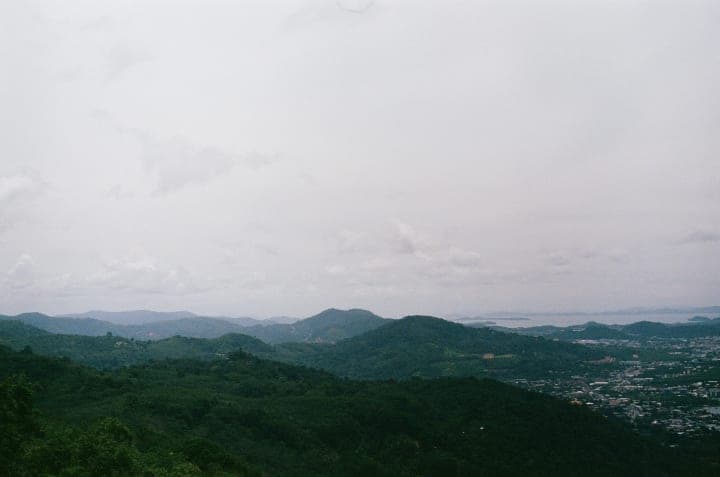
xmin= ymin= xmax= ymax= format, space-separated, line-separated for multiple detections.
xmin=622 ymin=318 xmax=720 ymax=338
xmin=1 ymin=313 xmax=121 ymax=336
xmin=121 ymin=317 xmax=250 ymax=340
xmin=264 ymin=315 xmax=301 ymax=325
xmin=598 ymin=306 xmax=720 ymax=316
xmin=504 ymin=317 xmax=720 ymax=341
xmin=0 ymin=309 xmax=386 ymax=343
xmin=224 ymin=316 xmax=273 ymax=327
xmin=276 ymin=315 xmax=610 ymax=380
xmin=58 ymin=309 xmax=277 ymax=328
xmin=57 ymin=309 xmax=199 ymax=325
xmin=243 ymin=308 xmax=388 ymax=344
xmin=0 ymin=313 xmax=248 ymax=340
xmin=0 ymin=320 xmax=272 ymax=368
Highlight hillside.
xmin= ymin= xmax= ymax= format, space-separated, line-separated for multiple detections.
xmin=243 ymin=308 xmax=389 ymax=344
xmin=622 ymin=319 xmax=720 ymax=339
xmin=275 ymin=316 xmax=616 ymax=380
xmin=0 ymin=312 xmax=122 ymax=336
xmin=0 ymin=316 xmax=619 ymax=380
xmin=57 ymin=309 xmax=199 ymax=324
xmin=0 ymin=313 xmax=248 ymax=340
xmin=0 ymin=345 xmax=704 ymax=476
xmin=60 ymin=309 xmax=270 ymax=327
xmin=0 ymin=320 xmax=272 ymax=369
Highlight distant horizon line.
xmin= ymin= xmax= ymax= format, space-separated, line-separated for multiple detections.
xmin=3 ymin=304 xmax=719 ymax=321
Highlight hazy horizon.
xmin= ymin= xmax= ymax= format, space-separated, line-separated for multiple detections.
xmin=2 ymin=0 xmax=718 ymax=318
xmin=6 ymin=304 xmax=719 ymax=329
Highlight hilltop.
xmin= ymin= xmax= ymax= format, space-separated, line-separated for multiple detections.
xmin=242 ymin=308 xmax=389 ymax=344
xmin=273 ymin=315 xmax=614 ymax=380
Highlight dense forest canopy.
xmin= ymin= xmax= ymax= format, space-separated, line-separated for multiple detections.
xmin=1 ymin=345 xmax=711 ymax=476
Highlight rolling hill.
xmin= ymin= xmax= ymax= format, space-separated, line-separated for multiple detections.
xmin=0 ymin=315 xmax=617 ymax=382
xmin=0 ymin=344 xmax=704 ymax=476
xmin=242 ymin=308 xmax=389 ymax=344
xmin=57 ymin=309 xmax=200 ymax=324
xmin=272 ymin=315 xmax=617 ymax=380
xmin=0 ymin=320 xmax=272 ymax=369
xmin=59 ymin=309 xmax=269 ymax=327
xmin=0 ymin=313 xmax=248 ymax=340
xmin=504 ymin=317 xmax=720 ymax=341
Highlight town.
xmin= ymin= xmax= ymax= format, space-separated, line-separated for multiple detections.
xmin=512 ymin=335 xmax=720 ymax=437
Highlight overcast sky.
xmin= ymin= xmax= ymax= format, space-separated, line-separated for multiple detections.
xmin=1 ymin=0 xmax=718 ymax=318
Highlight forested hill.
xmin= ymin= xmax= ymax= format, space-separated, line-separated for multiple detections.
xmin=0 ymin=320 xmax=273 ymax=369
xmin=0 ymin=316 xmax=616 ymax=380
xmin=0 ymin=308 xmax=387 ymax=343
xmin=273 ymin=315 xmax=616 ymax=380
xmin=0 ymin=345 xmax=706 ymax=476
xmin=241 ymin=308 xmax=389 ymax=343
xmin=57 ymin=309 xmax=198 ymax=324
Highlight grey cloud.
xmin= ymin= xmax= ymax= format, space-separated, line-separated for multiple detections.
xmin=446 ymin=248 xmax=484 ymax=270
xmin=0 ymin=173 xmax=45 ymax=234
xmin=606 ymin=249 xmax=631 ymax=264
xmin=85 ymin=256 xmax=210 ymax=296
xmin=0 ymin=173 xmax=42 ymax=204
xmin=546 ymin=253 xmax=571 ymax=268
xmin=678 ymin=230 xmax=720 ymax=245
xmin=90 ymin=110 xmax=280 ymax=194
xmin=221 ymin=242 xmax=279 ymax=266
xmin=106 ymin=184 xmax=134 ymax=200
xmin=390 ymin=222 xmax=429 ymax=258
xmin=336 ymin=0 xmax=375 ymax=14
xmin=134 ymin=132 xmax=279 ymax=194
xmin=105 ymin=44 xmax=152 ymax=81
xmin=3 ymin=254 xmax=36 ymax=290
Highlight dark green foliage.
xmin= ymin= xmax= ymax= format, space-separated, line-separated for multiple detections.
xmin=0 ymin=316 xmax=617 ymax=382
xmin=0 ymin=375 xmax=39 ymax=475
xmin=275 ymin=316 xmax=613 ymax=380
xmin=1 ymin=345 xmax=711 ymax=476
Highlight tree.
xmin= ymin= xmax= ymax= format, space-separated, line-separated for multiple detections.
xmin=0 ymin=375 xmax=38 ymax=474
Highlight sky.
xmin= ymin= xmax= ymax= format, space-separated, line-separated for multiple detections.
xmin=1 ymin=0 xmax=718 ymax=318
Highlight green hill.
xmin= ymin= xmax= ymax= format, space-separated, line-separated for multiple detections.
xmin=0 ymin=345 xmax=704 ymax=476
xmin=275 ymin=316 xmax=616 ymax=380
xmin=0 ymin=316 xmax=619 ymax=381
xmin=242 ymin=308 xmax=388 ymax=344
xmin=0 ymin=320 xmax=272 ymax=369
